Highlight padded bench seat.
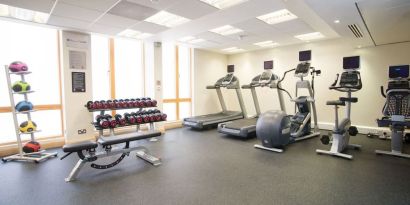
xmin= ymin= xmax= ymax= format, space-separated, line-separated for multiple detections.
xmin=63 ymin=141 xmax=98 ymax=153
xmin=98 ymin=130 xmax=161 ymax=146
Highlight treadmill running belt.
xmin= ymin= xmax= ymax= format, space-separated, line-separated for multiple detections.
xmin=223 ymin=118 xmax=258 ymax=130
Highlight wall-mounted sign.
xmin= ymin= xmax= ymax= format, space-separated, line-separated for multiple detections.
xmin=69 ymin=50 xmax=86 ymax=69
xmin=72 ymin=72 xmax=86 ymax=92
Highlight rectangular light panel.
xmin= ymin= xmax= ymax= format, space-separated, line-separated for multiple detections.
xmin=200 ymin=0 xmax=248 ymax=9
xmin=179 ymin=36 xmax=206 ymax=44
xmin=0 ymin=3 xmax=49 ymax=24
xmin=210 ymin=25 xmax=243 ymax=36
xmin=294 ymin=32 xmax=325 ymax=41
xmin=118 ymin=29 xmax=152 ymax=39
xmin=257 ymin=9 xmax=297 ymax=25
xmin=222 ymin=47 xmax=245 ymax=52
xmin=254 ymin=40 xmax=279 ymax=47
xmin=144 ymin=11 xmax=190 ymax=27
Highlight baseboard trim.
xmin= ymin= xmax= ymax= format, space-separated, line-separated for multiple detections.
xmin=318 ymin=122 xmax=389 ymax=135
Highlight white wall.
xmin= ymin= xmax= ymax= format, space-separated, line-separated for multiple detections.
xmin=194 ymin=39 xmax=410 ymax=132
xmin=193 ymin=49 xmax=228 ymax=116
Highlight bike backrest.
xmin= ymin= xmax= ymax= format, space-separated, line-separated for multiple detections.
xmin=383 ymin=81 xmax=410 ymax=117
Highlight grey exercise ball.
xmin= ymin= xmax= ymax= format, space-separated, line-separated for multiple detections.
xmin=256 ymin=110 xmax=291 ymax=148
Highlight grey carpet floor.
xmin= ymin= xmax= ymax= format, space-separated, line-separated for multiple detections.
xmin=1 ymin=128 xmax=410 ymax=205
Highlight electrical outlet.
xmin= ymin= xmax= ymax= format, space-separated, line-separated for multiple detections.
xmin=78 ymin=129 xmax=87 ymax=134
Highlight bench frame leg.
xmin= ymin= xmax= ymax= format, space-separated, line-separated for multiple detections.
xmin=65 ymin=146 xmax=161 ymax=182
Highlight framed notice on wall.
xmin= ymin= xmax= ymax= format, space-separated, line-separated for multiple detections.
xmin=69 ymin=50 xmax=86 ymax=69
xmin=72 ymin=72 xmax=86 ymax=92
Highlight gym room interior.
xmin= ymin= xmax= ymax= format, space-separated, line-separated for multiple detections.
xmin=0 ymin=0 xmax=409 ymax=204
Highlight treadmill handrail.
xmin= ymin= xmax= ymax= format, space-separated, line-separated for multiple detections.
xmin=206 ymin=85 xmax=217 ymax=89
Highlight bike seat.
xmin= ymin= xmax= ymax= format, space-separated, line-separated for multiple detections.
xmin=339 ymin=97 xmax=358 ymax=103
xmin=326 ymin=100 xmax=345 ymax=106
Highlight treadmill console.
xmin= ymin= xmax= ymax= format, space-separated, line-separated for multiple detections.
xmin=295 ymin=62 xmax=310 ymax=77
xmin=259 ymin=70 xmax=274 ymax=85
xmin=222 ymin=73 xmax=234 ymax=85
xmin=222 ymin=65 xmax=235 ymax=85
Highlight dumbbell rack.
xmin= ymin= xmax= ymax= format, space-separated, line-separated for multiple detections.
xmin=89 ymin=103 xmax=160 ymax=138
xmin=2 ymin=65 xmax=58 ymax=163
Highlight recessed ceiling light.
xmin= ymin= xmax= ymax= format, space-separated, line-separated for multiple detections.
xmin=334 ymin=20 xmax=340 ymax=24
xmin=294 ymin=32 xmax=325 ymax=41
xmin=254 ymin=40 xmax=279 ymax=47
xmin=200 ymin=0 xmax=248 ymax=9
xmin=178 ymin=36 xmax=206 ymax=44
xmin=118 ymin=29 xmax=152 ymax=39
xmin=221 ymin=47 xmax=245 ymax=52
xmin=144 ymin=11 xmax=190 ymax=27
xmin=357 ymin=45 xmax=362 ymax=48
xmin=0 ymin=3 xmax=49 ymax=23
xmin=257 ymin=9 xmax=297 ymax=25
xmin=210 ymin=25 xmax=243 ymax=36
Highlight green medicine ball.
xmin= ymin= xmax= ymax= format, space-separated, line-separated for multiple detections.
xmin=12 ymin=81 xmax=31 ymax=92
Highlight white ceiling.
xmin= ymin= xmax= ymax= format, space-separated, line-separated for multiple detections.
xmin=0 ymin=0 xmax=408 ymax=53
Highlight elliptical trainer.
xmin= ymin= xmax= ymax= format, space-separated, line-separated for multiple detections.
xmin=254 ymin=50 xmax=321 ymax=153
xmin=316 ymin=56 xmax=362 ymax=160
xmin=376 ymin=65 xmax=410 ymax=159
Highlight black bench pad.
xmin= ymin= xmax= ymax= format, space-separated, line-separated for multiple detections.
xmin=340 ymin=97 xmax=358 ymax=103
xmin=63 ymin=141 xmax=98 ymax=153
xmin=327 ymin=100 xmax=345 ymax=106
xmin=98 ymin=130 xmax=161 ymax=146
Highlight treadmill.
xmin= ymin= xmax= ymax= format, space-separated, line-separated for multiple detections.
xmin=217 ymin=60 xmax=286 ymax=138
xmin=183 ymin=65 xmax=247 ymax=129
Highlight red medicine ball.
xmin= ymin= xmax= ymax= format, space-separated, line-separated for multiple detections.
xmin=23 ymin=141 xmax=41 ymax=153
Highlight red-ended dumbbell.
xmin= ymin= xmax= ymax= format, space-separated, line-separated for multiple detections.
xmin=161 ymin=113 xmax=167 ymax=121
xmin=100 ymin=100 xmax=109 ymax=109
xmin=124 ymin=113 xmax=136 ymax=124
xmin=151 ymin=99 xmax=157 ymax=107
xmin=107 ymin=100 xmax=115 ymax=109
xmin=142 ymin=114 xmax=150 ymax=123
xmin=145 ymin=97 xmax=153 ymax=107
xmin=115 ymin=114 xmax=126 ymax=126
xmin=86 ymin=101 xmax=94 ymax=110
xmin=132 ymin=113 xmax=143 ymax=124
xmin=154 ymin=113 xmax=162 ymax=121
xmin=104 ymin=114 xmax=117 ymax=128
xmin=96 ymin=115 xmax=110 ymax=128
xmin=148 ymin=114 xmax=156 ymax=122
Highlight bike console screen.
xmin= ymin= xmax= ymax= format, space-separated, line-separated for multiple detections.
xmin=343 ymin=56 xmax=360 ymax=70
xmin=389 ymin=65 xmax=409 ymax=79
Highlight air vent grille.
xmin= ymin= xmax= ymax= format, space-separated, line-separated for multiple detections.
xmin=348 ymin=24 xmax=364 ymax=38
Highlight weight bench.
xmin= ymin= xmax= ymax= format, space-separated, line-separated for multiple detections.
xmin=61 ymin=130 xmax=162 ymax=182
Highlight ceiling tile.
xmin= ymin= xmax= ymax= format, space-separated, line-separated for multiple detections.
xmin=96 ymin=13 xmax=139 ymax=28
xmin=60 ymin=0 xmax=119 ymax=12
xmin=234 ymin=18 xmax=276 ymax=33
xmin=196 ymin=32 xmax=237 ymax=44
xmin=0 ymin=0 xmax=56 ymax=13
xmin=47 ymin=15 xmax=89 ymax=30
xmin=108 ymin=0 xmax=158 ymax=21
xmin=125 ymin=0 xmax=183 ymax=10
xmin=131 ymin=21 xmax=168 ymax=33
xmin=272 ymin=19 xmax=314 ymax=35
xmin=88 ymin=23 xmax=124 ymax=36
xmin=52 ymin=2 xmax=103 ymax=22
xmin=167 ymin=0 xmax=218 ymax=19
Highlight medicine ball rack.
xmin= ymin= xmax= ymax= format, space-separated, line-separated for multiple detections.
xmin=2 ymin=65 xmax=58 ymax=163
xmin=60 ymin=99 xmax=164 ymax=182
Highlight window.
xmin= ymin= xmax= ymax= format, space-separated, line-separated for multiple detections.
xmin=91 ymin=35 xmax=110 ymax=101
xmin=0 ymin=20 xmax=62 ymax=143
xmin=162 ymin=43 xmax=193 ymax=121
